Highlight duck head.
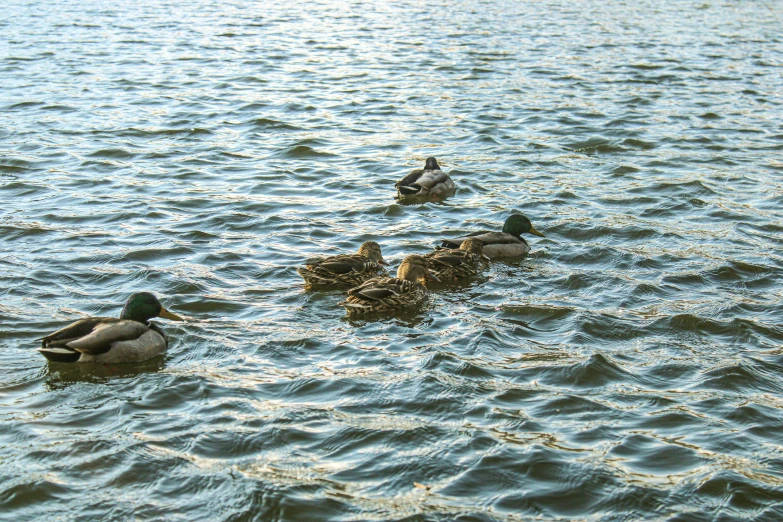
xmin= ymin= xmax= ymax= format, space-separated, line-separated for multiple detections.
xmin=120 ymin=292 xmax=184 ymax=323
xmin=397 ymin=255 xmax=441 ymax=284
xmin=460 ymin=238 xmax=490 ymax=261
xmin=357 ymin=241 xmax=388 ymax=265
xmin=502 ymin=214 xmax=545 ymax=238
xmin=424 ymin=157 xmax=440 ymax=171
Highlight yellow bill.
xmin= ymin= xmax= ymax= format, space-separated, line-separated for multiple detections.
xmin=159 ymin=307 xmax=185 ymax=321
xmin=529 ymin=225 xmax=545 ymax=237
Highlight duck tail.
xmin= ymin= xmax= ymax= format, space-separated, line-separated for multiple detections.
xmin=338 ymin=301 xmax=369 ymax=314
xmin=296 ymin=267 xmax=322 ymax=286
xmin=38 ymin=347 xmax=81 ymax=363
xmin=440 ymin=240 xmax=461 ymax=249
xmin=397 ymin=184 xmax=422 ymax=196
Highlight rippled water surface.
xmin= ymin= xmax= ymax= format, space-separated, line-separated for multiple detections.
xmin=2 ymin=0 xmax=783 ymax=519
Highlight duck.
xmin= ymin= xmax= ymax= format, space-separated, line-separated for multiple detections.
xmin=339 ymin=254 xmax=440 ymax=314
xmin=395 ymin=157 xmax=456 ymax=201
xmin=37 ymin=292 xmax=184 ymax=364
xmin=424 ymin=238 xmax=490 ymax=282
xmin=297 ymin=241 xmax=388 ymax=288
xmin=440 ymin=214 xmax=545 ymax=259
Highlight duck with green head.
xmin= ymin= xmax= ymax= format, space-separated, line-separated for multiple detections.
xmin=440 ymin=214 xmax=545 ymax=259
xmin=339 ymin=255 xmax=440 ymax=314
xmin=38 ymin=292 xmax=184 ymax=364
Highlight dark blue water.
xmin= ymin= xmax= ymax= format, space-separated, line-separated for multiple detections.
xmin=2 ymin=0 xmax=783 ymax=519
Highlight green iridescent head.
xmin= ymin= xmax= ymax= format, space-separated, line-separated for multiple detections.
xmin=120 ymin=292 xmax=183 ymax=323
xmin=502 ymin=214 xmax=545 ymax=238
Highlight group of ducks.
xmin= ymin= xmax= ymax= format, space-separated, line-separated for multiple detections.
xmin=36 ymin=158 xmax=544 ymax=364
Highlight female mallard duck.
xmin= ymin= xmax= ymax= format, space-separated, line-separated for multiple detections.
xmin=424 ymin=238 xmax=490 ymax=282
xmin=38 ymin=292 xmax=184 ymax=364
xmin=339 ymin=255 xmax=440 ymax=314
xmin=297 ymin=241 xmax=388 ymax=288
xmin=395 ymin=157 xmax=456 ymax=201
xmin=441 ymin=214 xmax=545 ymax=259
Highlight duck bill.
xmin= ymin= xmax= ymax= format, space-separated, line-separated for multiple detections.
xmin=159 ymin=307 xmax=185 ymax=321
xmin=378 ymin=258 xmax=389 ymax=266
xmin=529 ymin=225 xmax=545 ymax=237
xmin=482 ymin=254 xmax=491 ymax=262
xmin=426 ymin=273 xmax=441 ymax=283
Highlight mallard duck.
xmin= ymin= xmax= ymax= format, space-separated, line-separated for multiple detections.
xmin=38 ymin=292 xmax=184 ymax=364
xmin=440 ymin=214 xmax=545 ymax=259
xmin=424 ymin=238 xmax=490 ymax=281
xmin=339 ymin=255 xmax=440 ymax=314
xmin=395 ymin=157 xmax=456 ymax=201
xmin=297 ymin=241 xmax=388 ymax=288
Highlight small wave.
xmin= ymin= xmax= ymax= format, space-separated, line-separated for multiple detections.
xmin=278 ymin=145 xmax=336 ymax=158
xmin=627 ymin=63 xmax=666 ymax=70
xmin=622 ymin=138 xmax=656 ymax=150
xmin=697 ymin=360 xmax=783 ymax=394
xmin=501 ymin=304 xmax=576 ymax=324
xmin=40 ymin=104 xmax=77 ymax=112
xmin=6 ymin=101 xmax=45 ymax=110
xmin=628 ymin=179 xmax=718 ymax=197
xmin=561 ymin=137 xmax=627 ymax=155
xmin=119 ymin=246 xmax=194 ymax=262
xmin=87 ymin=148 xmax=136 ymax=159
xmin=249 ymin=117 xmax=300 ymax=130
xmin=611 ymin=165 xmax=641 ymax=175
xmin=539 ymin=353 xmax=636 ymax=389
xmin=608 ymin=433 xmax=706 ymax=475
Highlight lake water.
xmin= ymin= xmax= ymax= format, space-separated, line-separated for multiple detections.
xmin=2 ymin=0 xmax=783 ymax=519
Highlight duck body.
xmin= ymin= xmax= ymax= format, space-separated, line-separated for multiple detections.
xmin=37 ymin=292 xmax=183 ymax=364
xmin=39 ymin=318 xmax=168 ymax=363
xmin=425 ymin=238 xmax=490 ymax=281
xmin=440 ymin=214 xmax=545 ymax=260
xmin=395 ymin=157 xmax=455 ymax=202
xmin=341 ymin=277 xmax=428 ymax=314
xmin=339 ymin=255 xmax=439 ymax=314
xmin=441 ymin=232 xmax=531 ymax=259
xmin=297 ymin=241 xmax=388 ymax=289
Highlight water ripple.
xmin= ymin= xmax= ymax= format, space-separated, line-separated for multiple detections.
xmin=2 ymin=0 xmax=783 ymax=519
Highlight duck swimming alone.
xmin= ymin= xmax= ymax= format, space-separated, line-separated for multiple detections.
xmin=339 ymin=254 xmax=440 ymax=314
xmin=297 ymin=241 xmax=388 ymax=288
xmin=424 ymin=238 xmax=490 ymax=282
xmin=440 ymin=214 xmax=545 ymax=259
xmin=395 ymin=157 xmax=456 ymax=201
xmin=38 ymin=292 xmax=184 ymax=364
